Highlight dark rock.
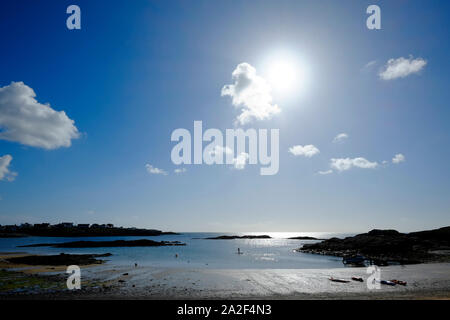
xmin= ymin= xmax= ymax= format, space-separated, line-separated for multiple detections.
xmin=202 ymin=235 xmax=272 ymax=240
xmin=0 ymin=224 xmax=178 ymax=237
xmin=5 ymin=253 xmax=111 ymax=266
xmin=288 ymin=236 xmax=321 ymax=240
xmin=0 ymin=233 xmax=28 ymax=238
xmin=297 ymin=226 xmax=450 ymax=265
xmin=19 ymin=239 xmax=186 ymax=248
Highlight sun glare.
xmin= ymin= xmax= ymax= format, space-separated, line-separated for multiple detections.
xmin=264 ymin=52 xmax=308 ymax=96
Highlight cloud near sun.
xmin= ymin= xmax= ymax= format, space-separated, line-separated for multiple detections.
xmin=221 ymin=63 xmax=280 ymax=125
xmin=379 ymin=56 xmax=427 ymax=80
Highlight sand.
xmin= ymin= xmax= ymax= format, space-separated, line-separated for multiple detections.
xmin=1 ymin=251 xmax=449 ymax=299
xmin=55 ymin=262 xmax=450 ymax=299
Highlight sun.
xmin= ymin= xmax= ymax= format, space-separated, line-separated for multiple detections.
xmin=264 ymin=52 xmax=308 ymax=96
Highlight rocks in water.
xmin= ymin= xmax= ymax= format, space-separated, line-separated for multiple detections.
xmin=203 ymin=235 xmax=272 ymax=240
xmin=201 ymin=235 xmax=321 ymax=240
xmin=0 ymin=233 xmax=28 ymax=238
xmin=19 ymin=239 xmax=186 ymax=248
xmin=5 ymin=253 xmax=111 ymax=266
xmin=298 ymin=226 xmax=450 ymax=265
xmin=288 ymin=236 xmax=321 ymax=240
xmin=0 ymin=224 xmax=178 ymax=237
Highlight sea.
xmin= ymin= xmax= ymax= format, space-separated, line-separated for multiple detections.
xmin=0 ymin=232 xmax=354 ymax=269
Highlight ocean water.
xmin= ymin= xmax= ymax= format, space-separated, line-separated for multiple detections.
xmin=0 ymin=232 xmax=353 ymax=269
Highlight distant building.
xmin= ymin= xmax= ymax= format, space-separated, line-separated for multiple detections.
xmin=4 ymin=225 xmax=17 ymax=232
xmin=58 ymin=222 xmax=74 ymax=228
xmin=34 ymin=223 xmax=50 ymax=228
xmin=19 ymin=223 xmax=32 ymax=229
xmin=78 ymin=224 xmax=90 ymax=228
xmin=106 ymin=224 xmax=114 ymax=228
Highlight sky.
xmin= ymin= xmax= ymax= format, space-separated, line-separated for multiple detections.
xmin=0 ymin=0 xmax=449 ymax=233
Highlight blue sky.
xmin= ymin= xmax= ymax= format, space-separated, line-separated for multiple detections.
xmin=0 ymin=0 xmax=449 ymax=232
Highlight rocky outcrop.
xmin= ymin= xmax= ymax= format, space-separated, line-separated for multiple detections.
xmin=0 ymin=224 xmax=178 ymax=237
xmin=288 ymin=236 xmax=321 ymax=240
xmin=298 ymin=227 xmax=450 ymax=265
xmin=203 ymin=235 xmax=272 ymax=240
xmin=6 ymin=253 xmax=111 ymax=266
xmin=19 ymin=239 xmax=186 ymax=248
xmin=0 ymin=233 xmax=28 ymax=238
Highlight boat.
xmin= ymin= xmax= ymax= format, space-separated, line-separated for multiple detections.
xmin=351 ymin=277 xmax=364 ymax=282
xmin=329 ymin=277 xmax=350 ymax=283
xmin=379 ymin=280 xmax=396 ymax=286
xmin=390 ymin=279 xmax=407 ymax=286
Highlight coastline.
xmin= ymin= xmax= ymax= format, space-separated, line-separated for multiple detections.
xmin=1 ymin=251 xmax=449 ymax=300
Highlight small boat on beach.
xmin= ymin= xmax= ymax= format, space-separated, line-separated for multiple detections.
xmin=390 ymin=279 xmax=407 ymax=286
xmin=379 ymin=280 xmax=396 ymax=286
xmin=329 ymin=277 xmax=350 ymax=283
xmin=351 ymin=277 xmax=364 ymax=282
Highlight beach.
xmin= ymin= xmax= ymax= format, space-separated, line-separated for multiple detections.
xmin=1 ymin=228 xmax=449 ymax=299
xmin=1 ymin=252 xmax=449 ymax=299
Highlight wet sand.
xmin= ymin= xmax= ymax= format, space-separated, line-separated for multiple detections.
xmin=45 ymin=262 xmax=450 ymax=299
xmin=1 ymin=251 xmax=449 ymax=299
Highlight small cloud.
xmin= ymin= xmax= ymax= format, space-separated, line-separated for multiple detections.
xmin=0 ymin=82 xmax=79 ymax=149
xmin=174 ymin=168 xmax=187 ymax=174
xmin=379 ymin=56 xmax=427 ymax=80
xmin=392 ymin=153 xmax=405 ymax=164
xmin=209 ymin=145 xmax=233 ymax=157
xmin=87 ymin=210 xmax=95 ymax=215
xmin=362 ymin=60 xmax=377 ymax=71
xmin=330 ymin=157 xmax=378 ymax=172
xmin=318 ymin=170 xmax=333 ymax=175
xmin=288 ymin=145 xmax=320 ymax=157
xmin=233 ymin=152 xmax=249 ymax=170
xmin=221 ymin=63 xmax=280 ymax=125
xmin=145 ymin=164 xmax=168 ymax=175
xmin=333 ymin=133 xmax=349 ymax=143
xmin=0 ymin=154 xmax=17 ymax=182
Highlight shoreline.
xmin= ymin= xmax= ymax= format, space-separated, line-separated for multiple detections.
xmin=1 ymin=251 xmax=449 ymax=299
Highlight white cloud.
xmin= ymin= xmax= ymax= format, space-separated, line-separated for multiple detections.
xmin=221 ymin=63 xmax=280 ymax=125
xmin=145 ymin=164 xmax=167 ymax=175
xmin=209 ymin=145 xmax=233 ymax=157
xmin=392 ymin=153 xmax=405 ymax=164
xmin=362 ymin=60 xmax=377 ymax=71
xmin=288 ymin=145 xmax=320 ymax=157
xmin=379 ymin=56 xmax=427 ymax=80
xmin=174 ymin=168 xmax=187 ymax=174
xmin=318 ymin=170 xmax=333 ymax=175
xmin=0 ymin=154 xmax=17 ymax=181
xmin=233 ymin=152 xmax=249 ymax=170
xmin=0 ymin=82 xmax=79 ymax=149
xmin=330 ymin=157 xmax=378 ymax=172
xmin=333 ymin=133 xmax=349 ymax=143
